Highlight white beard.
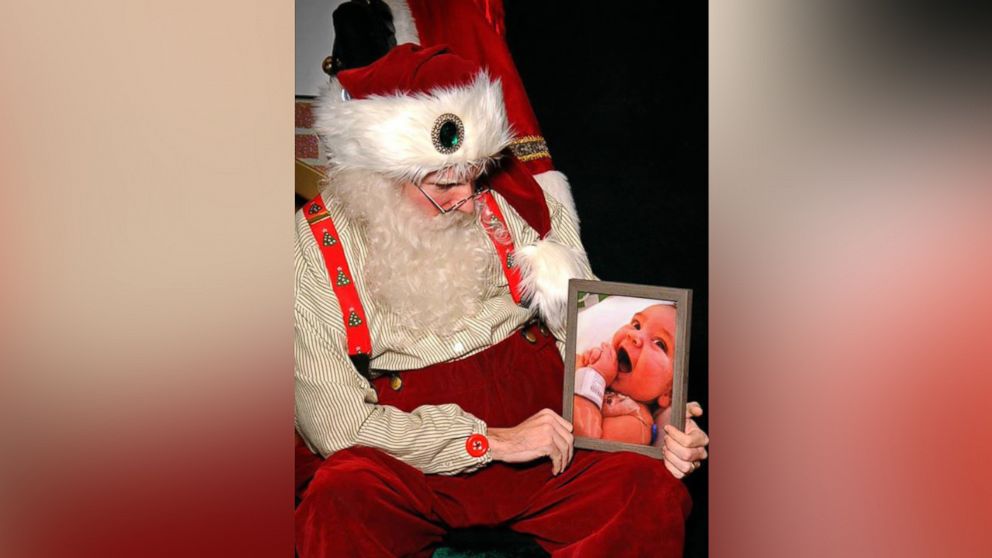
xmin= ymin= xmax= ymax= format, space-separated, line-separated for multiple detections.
xmin=326 ymin=169 xmax=492 ymax=338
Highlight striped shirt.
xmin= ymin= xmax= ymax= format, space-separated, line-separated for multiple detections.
xmin=295 ymin=185 xmax=592 ymax=475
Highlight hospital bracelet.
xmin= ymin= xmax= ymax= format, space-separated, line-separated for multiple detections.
xmin=574 ymin=367 xmax=606 ymax=409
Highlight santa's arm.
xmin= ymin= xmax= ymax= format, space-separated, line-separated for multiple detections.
xmin=294 ymin=226 xmax=489 ymax=476
xmin=295 ymin=306 xmax=490 ymax=475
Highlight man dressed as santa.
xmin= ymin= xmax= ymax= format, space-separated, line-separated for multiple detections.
xmin=294 ymin=16 xmax=708 ymax=557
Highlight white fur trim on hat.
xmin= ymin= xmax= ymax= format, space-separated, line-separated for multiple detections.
xmin=316 ymin=73 xmax=513 ymax=184
xmin=534 ymin=170 xmax=578 ymax=227
xmin=382 ymin=0 xmax=419 ymax=45
xmin=515 ymin=238 xmax=586 ymax=331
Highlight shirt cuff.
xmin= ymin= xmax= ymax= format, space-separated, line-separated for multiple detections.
xmin=432 ymin=417 xmax=492 ymax=475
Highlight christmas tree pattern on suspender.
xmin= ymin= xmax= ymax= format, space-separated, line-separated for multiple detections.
xmin=335 ymin=267 xmax=351 ymax=287
xmin=347 ymin=307 xmax=363 ymax=327
xmin=304 ymin=196 xmax=372 ymax=358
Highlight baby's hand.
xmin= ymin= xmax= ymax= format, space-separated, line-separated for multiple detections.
xmin=585 ymin=342 xmax=618 ymax=385
xmin=577 ymin=346 xmax=600 ymax=368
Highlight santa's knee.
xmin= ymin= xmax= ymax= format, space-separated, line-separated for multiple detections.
xmin=296 ymin=447 xmax=440 ymax=557
xmin=298 ymin=447 xmax=399 ymax=520
xmin=296 ymin=448 xmax=415 ymax=557
xmin=297 ymin=448 xmax=411 ymax=549
xmin=610 ymin=452 xmax=693 ymax=521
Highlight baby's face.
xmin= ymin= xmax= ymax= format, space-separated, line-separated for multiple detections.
xmin=609 ymin=304 xmax=676 ymax=403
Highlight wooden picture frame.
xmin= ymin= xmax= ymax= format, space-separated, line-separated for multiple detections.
xmin=562 ymin=279 xmax=693 ymax=459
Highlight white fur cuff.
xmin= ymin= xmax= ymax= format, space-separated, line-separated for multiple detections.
xmin=515 ymin=239 xmax=586 ymax=331
xmin=534 ymin=170 xmax=578 ymax=226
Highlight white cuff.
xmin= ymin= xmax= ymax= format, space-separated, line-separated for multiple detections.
xmin=574 ymin=366 xmax=606 ymax=408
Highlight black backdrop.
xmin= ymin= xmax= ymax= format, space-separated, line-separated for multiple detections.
xmin=504 ymin=3 xmax=709 ymax=556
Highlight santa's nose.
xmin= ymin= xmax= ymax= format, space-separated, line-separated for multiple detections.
xmin=445 ymin=183 xmax=476 ymax=214
xmin=455 ymin=193 xmax=475 ymax=214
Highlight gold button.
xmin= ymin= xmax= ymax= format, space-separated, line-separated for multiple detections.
xmin=522 ymin=328 xmax=537 ymax=343
xmin=538 ymin=324 xmax=550 ymax=337
xmin=389 ymin=374 xmax=403 ymax=391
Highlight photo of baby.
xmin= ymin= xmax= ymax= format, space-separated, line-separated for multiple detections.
xmin=564 ymin=281 xmax=692 ymax=457
xmin=573 ymin=296 xmax=677 ymax=446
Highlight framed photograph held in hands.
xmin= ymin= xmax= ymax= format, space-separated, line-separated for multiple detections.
xmin=563 ymin=279 xmax=693 ymax=459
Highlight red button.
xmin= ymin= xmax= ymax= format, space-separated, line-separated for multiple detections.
xmin=465 ymin=434 xmax=489 ymax=458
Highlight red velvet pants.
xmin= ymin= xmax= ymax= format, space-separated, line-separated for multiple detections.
xmin=295 ymin=323 xmax=691 ymax=557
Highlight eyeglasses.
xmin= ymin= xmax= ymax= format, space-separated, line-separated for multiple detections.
xmin=415 ymin=179 xmax=490 ymax=215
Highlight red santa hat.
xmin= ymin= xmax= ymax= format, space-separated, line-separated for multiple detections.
xmin=314 ymin=43 xmax=585 ymax=330
xmin=318 ymin=43 xmax=552 ymax=233
xmin=321 ymin=45 xmax=508 ymax=181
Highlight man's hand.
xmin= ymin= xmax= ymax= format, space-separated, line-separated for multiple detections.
xmin=488 ymin=409 xmax=575 ymax=475
xmin=662 ymin=402 xmax=709 ymax=479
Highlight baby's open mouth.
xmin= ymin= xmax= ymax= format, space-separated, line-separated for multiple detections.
xmin=617 ymin=347 xmax=632 ymax=373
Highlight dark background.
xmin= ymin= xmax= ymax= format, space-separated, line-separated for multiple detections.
xmin=504 ymin=3 xmax=709 ymax=556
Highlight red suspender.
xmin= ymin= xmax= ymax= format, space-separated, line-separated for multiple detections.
xmin=304 ymin=196 xmax=372 ymax=357
xmin=480 ymin=191 xmax=523 ymax=304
